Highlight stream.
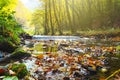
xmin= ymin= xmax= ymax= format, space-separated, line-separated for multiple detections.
xmin=0 ymin=35 xmax=120 ymax=80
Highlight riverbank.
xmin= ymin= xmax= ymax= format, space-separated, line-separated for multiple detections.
xmin=78 ymin=29 xmax=120 ymax=41
xmin=17 ymin=28 xmax=120 ymax=45
xmin=0 ymin=39 xmax=120 ymax=80
xmin=43 ymin=29 xmax=120 ymax=41
xmin=0 ymin=31 xmax=119 ymax=80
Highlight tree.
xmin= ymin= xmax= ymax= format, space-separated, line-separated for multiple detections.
xmin=32 ymin=0 xmax=120 ymax=35
xmin=48 ymin=0 xmax=54 ymax=35
xmin=65 ymin=0 xmax=74 ymax=34
xmin=44 ymin=0 xmax=49 ymax=35
xmin=0 ymin=0 xmax=23 ymax=52
xmin=53 ymin=0 xmax=62 ymax=34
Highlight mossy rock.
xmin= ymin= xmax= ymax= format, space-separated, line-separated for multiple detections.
xmin=11 ymin=48 xmax=31 ymax=59
xmin=0 ymin=41 xmax=17 ymax=53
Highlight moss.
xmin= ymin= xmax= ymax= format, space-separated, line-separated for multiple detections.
xmin=116 ymin=45 xmax=120 ymax=51
xmin=11 ymin=48 xmax=31 ymax=59
xmin=34 ymin=43 xmax=57 ymax=52
xmin=11 ymin=63 xmax=28 ymax=79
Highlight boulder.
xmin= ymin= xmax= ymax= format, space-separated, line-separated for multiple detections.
xmin=0 ymin=41 xmax=16 ymax=53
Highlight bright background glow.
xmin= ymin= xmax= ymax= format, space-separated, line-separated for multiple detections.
xmin=20 ymin=0 xmax=41 ymax=11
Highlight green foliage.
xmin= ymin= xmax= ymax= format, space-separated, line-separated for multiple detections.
xmin=76 ymin=28 xmax=120 ymax=36
xmin=31 ymin=10 xmax=44 ymax=35
xmin=3 ymin=76 xmax=18 ymax=80
xmin=11 ymin=64 xmax=28 ymax=79
xmin=0 ymin=9 xmax=23 ymax=44
xmin=0 ymin=0 xmax=24 ymax=52
xmin=14 ymin=0 xmax=32 ymax=35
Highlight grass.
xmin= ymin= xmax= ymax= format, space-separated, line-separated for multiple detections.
xmin=52 ymin=28 xmax=120 ymax=40
xmin=76 ymin=28 xmax=120 ymax=36
xmin=106 ymin=69 xmax=120 ymax=80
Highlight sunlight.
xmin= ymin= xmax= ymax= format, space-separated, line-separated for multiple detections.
xmin=0 ymin=0 xmax=120 ymax=80
xmin=20 ymin=0 xmax=40 ymax=11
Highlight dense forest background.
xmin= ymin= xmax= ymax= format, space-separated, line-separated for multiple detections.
xmin=32 ymin=0 xmax=120 ymax=35
xmin=0 ymin=0 xmax=120 ymax=36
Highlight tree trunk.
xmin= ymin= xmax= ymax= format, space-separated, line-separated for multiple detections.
xmin=53 ymin=0 xmax=62 ymax=35
xmin=49 ymin=0 xmax=54 ymax=35
xmin=72 ymin=0 xmax=76 ymax=33
xmin=44 ymin=0 xmax=48 ymax=35
xmin=65 ymin=0 xmax=74 ymax=34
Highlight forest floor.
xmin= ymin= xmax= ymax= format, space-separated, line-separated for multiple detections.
xmin=0 ymin=29 xmax=120 ymax=80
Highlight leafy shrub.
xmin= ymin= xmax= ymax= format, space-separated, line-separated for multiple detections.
xmin=3 ymin=76 xmax=18 ymax=80
xmin=0 ymin=1 xmax=24 ymax=53
xmin=11 ymin=63 xmax=28 ymax=79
